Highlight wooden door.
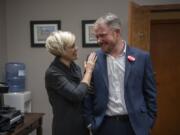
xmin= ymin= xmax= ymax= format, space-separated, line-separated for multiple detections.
xmin=128 ymin=2 xmax=150 ymax=51
xmin=150 ymin=19 xmax=180 ymax=135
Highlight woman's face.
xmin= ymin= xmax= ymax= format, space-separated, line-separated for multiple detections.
xmin=63 ymin=44 xmax=78 ymax=62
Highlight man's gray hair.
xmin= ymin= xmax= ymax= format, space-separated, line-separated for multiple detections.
xmin=95 ymin=13 xmax=121 ymax=30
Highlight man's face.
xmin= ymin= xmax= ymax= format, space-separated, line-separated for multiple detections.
xmin=94 ymin=23 xmax=118 ymax=53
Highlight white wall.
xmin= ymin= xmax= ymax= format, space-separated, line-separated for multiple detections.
xmin=4 ymin=0 xmax=180 ymax=135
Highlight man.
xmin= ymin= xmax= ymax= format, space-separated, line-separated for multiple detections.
xmin=83 ymin=13 xmax=157 ymax=135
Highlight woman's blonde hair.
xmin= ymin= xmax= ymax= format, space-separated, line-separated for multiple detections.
xmin=45 ymin=31 xmax=75 ymax=56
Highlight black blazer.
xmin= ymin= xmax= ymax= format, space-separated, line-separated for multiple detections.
xmin=45 ymin=57 xmax=88 ymax=135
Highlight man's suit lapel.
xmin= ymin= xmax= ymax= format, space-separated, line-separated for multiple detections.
xmin=124 ymin=46 xmax=132 ymax=87
xmin=98 ymin=50 xmax=109 ymax=89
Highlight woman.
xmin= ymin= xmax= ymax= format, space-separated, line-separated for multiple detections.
xmin=45 ymin=31 xmax=97 ymax=135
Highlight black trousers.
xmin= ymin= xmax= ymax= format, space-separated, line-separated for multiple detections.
xmin=95 ymin=115 xmax=135 ymax=135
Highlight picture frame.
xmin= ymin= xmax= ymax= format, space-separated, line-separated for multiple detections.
xmin=30 ymin=20 xmax=61 ymax=47
xmin=82 ymin=20 xmax=98 ymax=47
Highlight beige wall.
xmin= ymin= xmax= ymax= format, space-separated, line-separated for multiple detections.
xmin=1 ymin=0 xmax=180 ymax=135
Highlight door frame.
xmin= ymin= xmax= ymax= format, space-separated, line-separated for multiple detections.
xmin=128 ymin=1 xmax=180 ymax=51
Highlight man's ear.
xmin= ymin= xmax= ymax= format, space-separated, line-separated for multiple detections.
xmin=115 ymin=29 xmax=121 ymax=35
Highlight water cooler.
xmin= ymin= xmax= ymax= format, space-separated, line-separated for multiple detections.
xmin=3 ymin=62 xmax=31 ymax=113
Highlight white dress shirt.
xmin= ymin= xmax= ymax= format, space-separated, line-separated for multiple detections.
xmin=106 ymin=41 xmax=128 ymax=116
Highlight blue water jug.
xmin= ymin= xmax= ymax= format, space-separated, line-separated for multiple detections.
xmin=5 ymin=63 xmax=26 ymax=92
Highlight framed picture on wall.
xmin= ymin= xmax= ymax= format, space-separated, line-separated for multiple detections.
xmin=30 ymin=20 xmax=61 ymax=47
xmin=82 ymin=20 xmax=98 ymax=47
